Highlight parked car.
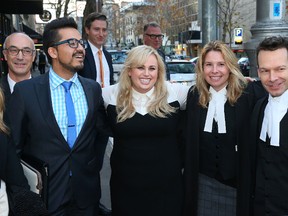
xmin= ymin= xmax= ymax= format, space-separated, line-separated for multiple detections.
xmin=189 ymin=56 xmax=199 ymax=66
xmin=238 ymin=57 xmax=250 ymax=76
xmin=107 ymin=50 xmax=128 ymax=81
xmin=167 ymin=60 xmax=196 ymax=86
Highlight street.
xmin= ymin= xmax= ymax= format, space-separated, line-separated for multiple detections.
xmin=100 ymin=139 xmax=112 ymax=209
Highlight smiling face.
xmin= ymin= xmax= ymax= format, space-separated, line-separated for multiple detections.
xmin=85 ymin=19 xmax=108 ymax=49
xmin=128 ymin=54 xmax=158 ymax=93
xmin=3 ymin=33 xmax=35 ymax=82
xmin=48 ymin=28 xmax=85 ymax=79
xmin=258 ymin=48 xmax=288 ymax=97
xmin=203 ymin=50 xmax=230 ymax=91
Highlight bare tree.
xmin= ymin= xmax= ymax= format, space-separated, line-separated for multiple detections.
xmin=47 ymin=0 xmax=75 ymax=18
xmin=217 ymin=0 xmax=242 ymax=46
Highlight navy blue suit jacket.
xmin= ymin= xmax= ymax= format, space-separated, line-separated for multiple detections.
xmin=0 ymin=132 xmax=28 ymax=190
xmin=0 ymin=75 xmax=12 ymax=109
xmin=6 ymin=73 xmax=107 ymax=213
xmin=78 ymin=42 xmax=114 ymax=85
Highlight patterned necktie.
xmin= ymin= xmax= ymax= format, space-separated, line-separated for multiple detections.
xmin=97 ymin=49 xmax=105 ymax=88
xmin=61 ymin=81 xmax=76 ymax=148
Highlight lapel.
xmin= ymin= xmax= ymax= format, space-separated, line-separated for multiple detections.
xmin=35 ymin=73 xmax=69 ymax=150
xmin=85 ymin=44 xmax=97 ymax=80
xmin=72 ymin=76 xmax=95 ymax=149
xmin=0 ymin=76 xmax=12 ymax=106
xmin=103 ymin=49 xmax=115 ymax=84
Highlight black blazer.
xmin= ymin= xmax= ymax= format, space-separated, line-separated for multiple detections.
xmin=183 ymin=83 xmax=259 ymax=216
xmin=0 ymin=132 xmax=28 ymax=190
xmin=78 ymin=43 xmax=114 ymax=85
xmin=6 ymin=73 xmax=107 ymax=213
xmin=250 ymin=96 xmax=288 ymax=215
xmin=0 ymin=76 xmax=12 ymax=108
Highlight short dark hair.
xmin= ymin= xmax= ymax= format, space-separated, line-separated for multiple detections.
xmin=84 ymin=12 xmax=108 ymax=29
xmin=256 ymin=36 xmax=288 ymax=58
xmin=143 ymin=22 xmax=160 ymax=33
xmin=43 ymin=17 xmax=78 ymax=64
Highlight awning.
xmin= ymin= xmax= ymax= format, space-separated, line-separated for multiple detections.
xmin=22 ymin=24 xmax=42 ymax=40
xmin=0 ymin=0 xmax=43 ymax=14
xmin=22 ymin=24 xmax=43 ymax=45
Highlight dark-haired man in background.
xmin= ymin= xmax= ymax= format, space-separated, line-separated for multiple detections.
xmin=78 ymin=12 xmax=113 ymax=216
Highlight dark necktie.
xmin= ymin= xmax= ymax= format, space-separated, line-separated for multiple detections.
xmin=61 ymin=81 xmax=76 ymax=148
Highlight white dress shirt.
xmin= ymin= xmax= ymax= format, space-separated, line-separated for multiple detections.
xmin=260 ymin=90 xmax=288 ymax=146
xmin=0 ymin=180 xmax=8 ymax=216
xmin=88 ymin=40 xmax=111 ymax=87
xmin=7 ymin=73 xmax=32 ymax=93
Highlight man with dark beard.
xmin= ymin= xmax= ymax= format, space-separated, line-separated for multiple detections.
xmin=6 ymin=17 xmax=107 ymax=216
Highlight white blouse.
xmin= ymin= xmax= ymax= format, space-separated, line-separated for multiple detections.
xmin=102 ymin=82 xmax=190 ymax=116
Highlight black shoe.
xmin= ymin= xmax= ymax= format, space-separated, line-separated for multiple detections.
xmin=98 ymin=203 xmax=112 ymax=216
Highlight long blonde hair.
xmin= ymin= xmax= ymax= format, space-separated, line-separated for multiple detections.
xmin=116 ymin=45 xmax=176 ymax=122
xmin=195 ymin=40 xmax=247 ymax=108
xmin=0 ymin=88 xmax=9 ymax=134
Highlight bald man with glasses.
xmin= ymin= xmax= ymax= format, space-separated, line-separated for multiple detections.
xmin=1 ymin=32 xmax=36 ymax=107
xmin=143 ymin=22 xmax=170 ymax=80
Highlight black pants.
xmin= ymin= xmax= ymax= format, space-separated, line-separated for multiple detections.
xmin=50 ymin=179 xmax=99 ymax=216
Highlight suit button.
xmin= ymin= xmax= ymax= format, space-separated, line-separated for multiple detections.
xmin=216 ymin=145 xmax=220 ymax=149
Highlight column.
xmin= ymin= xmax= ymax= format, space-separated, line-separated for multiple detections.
xmin=244 ymin=0 xmax=288 ymax=77
xmin=201 ymin=0 xmax=218 ymax=46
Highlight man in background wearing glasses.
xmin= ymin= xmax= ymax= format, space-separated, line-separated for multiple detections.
xmin=6 ymin=17 xmax=108 ymax=216
xmin=1 ymin=32 xmax=36 ymax=107
xmin=143 ymin=22 xmax=170 ymax=80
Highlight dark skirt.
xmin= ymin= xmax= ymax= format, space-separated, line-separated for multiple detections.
xmin=197 ymin=174 xmax=236 ymax=216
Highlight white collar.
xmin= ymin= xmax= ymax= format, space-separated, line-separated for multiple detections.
xmin=7 ymin=73 xmax=31 ymax=93
xmin=204 ymin=86 xmax=227 ymax=133
xmin=132 ymin=87 xmax=154 ymax=101
xmin=88 ymin=40 xmax=102 ymax=54
xmin=260 ymin=90 xmax=288 ymax=146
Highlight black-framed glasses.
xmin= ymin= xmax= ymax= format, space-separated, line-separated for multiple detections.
xmin=3 ymin=47 xmax=35 ymax=56
xmin=145 ymin=34 xmax=164 ymax=39
xmin=52 ymin=38 xmax=87 ymax=49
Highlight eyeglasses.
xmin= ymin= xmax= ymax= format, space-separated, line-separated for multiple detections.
xmin=145 ymin=34 xmax=164 ymax=39
xmin=52 ymin=38 xmax=87 ymax=49
xmin=4 ymin=47 xmax=35 ymax=56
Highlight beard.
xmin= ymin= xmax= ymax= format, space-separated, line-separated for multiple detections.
xmin=59 ymin=61 xmax=84 ymax=73
xmin=59 ymin=52 xmax=85 ymax=73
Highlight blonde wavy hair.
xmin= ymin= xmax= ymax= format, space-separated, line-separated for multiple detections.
xmin=116 ymin=45 xmax=176 ymax=122
xmin=195 ymin=40 xmax=247 ymax=108
xmin=0 ymin=88 xmax=9 ymax=134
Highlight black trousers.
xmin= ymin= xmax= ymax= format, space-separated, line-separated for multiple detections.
xmin=50 ymin=178 xmax=99 ymax=216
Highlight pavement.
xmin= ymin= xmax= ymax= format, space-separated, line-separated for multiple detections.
xmin=100 ymin=139 xmax=113 ymax=209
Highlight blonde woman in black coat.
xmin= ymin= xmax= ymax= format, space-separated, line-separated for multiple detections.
xmin=0 ymin=87 xmax=29 ymax=215
xmin=183 ymin=41 xmax=264 ymax=216
xmin=0 ymin=87 xmax=48 ymax=216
